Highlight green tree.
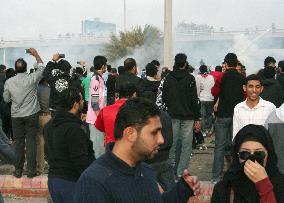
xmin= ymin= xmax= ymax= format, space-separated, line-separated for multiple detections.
xmin=103 ymin=25 xmax=162 ymax=64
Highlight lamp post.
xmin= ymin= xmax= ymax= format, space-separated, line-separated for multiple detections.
xmin=124 ymin=0 xmax=127 ymax=32
xmin=164 ymin=0 xmax=173 ymax=69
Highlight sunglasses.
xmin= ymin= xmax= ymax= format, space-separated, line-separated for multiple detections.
xmin=238 ymin=150 xmax=266 ymax=161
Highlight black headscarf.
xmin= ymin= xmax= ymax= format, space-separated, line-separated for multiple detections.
xmin=223 ymin=124 xmax=284 ymax=203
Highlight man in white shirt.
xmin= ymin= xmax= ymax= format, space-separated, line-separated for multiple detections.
xmin=233 ymin=74 xmax=276 ymax=139
xmin=196 ymin=65 xmax=215 ymax=135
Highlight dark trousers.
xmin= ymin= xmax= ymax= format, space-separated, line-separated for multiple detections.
xmin=48 ymin=177 xmax=76 ymax=203
xmin=150 ymin=160 xmax=175 ymax=191
xmin=200 ymin=101 xmax=214 ymax=132
xmin=0 ymin=193 xmax=3 ymax=203
xmin=212 ymin=117 xmax=233 ymax=181
xmin=12 ymin=113 xmax=39 ymax=174
xmin=0 ymin=120 xmax=15 ymax=164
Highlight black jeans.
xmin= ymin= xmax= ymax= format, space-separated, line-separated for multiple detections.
xmin=12 ymin=113 xmax=39 ymax=174
xmin=0 ymin=118 xmax=15 ymax=164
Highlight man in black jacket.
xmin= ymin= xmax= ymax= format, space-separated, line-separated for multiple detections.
xmin=212 ymin=53 xmax=244 ymax=183
xmin=43 ymin=54 xmax=73 ymax=111
xmin=142 ymin=62 xmax=160 ymax=102
xmin=260 ymin=66 xmax=284 ymax=107
xmin=115 ymin=58 xmax=144 ymax=96
xmin=277 ymin=60 xmax=284 ymax=92
xmin=44 ymin=87 xmax=94 ymax=203
xmin=156 ymin=53 xmax=201 ymax=178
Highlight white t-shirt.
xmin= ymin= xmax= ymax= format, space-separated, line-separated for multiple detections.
xmin=196 ymin=74 xmax=214 ymax=102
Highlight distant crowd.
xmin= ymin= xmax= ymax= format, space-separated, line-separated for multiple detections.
xmin=0 ymin=49 xmax=283 ymax=203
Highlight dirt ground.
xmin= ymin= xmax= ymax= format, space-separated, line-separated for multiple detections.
xmin=0 ymin=137 xmax=215 ymax=180
xmin=188 ymin=136 xmax=215 ymax=181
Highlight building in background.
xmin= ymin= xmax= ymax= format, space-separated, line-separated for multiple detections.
xmin=81 ymin=18 xmax=116 ymax=37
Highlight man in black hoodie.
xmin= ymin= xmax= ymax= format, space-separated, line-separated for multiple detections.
xmin=142 ymin=62 xmax=160 ymax=101
xmin=43 ymin=54 xmax=73 ymax=111
xmin=44 ymin=87 xmax=95 ymax=203
xmin=156 ymin=53 xmax=201 ymax=178
xmin=261 ymin=66 xmax=284 ymax=107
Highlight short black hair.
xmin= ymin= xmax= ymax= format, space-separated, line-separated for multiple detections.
xmin=264 ymin=56 xmax=276 ymax=67
xmin=107 ymin=64 xmax=112 ymax=72
xmin=0 ymin=64 xmax=6 ymax=73
xmin=145 ymin=63 xmax=158 ymax=77
xmin=278 ymin=60 xmax=284 ymax=72
xmin=199 ymin=65 xmax=208 ymax=74
xmin=151 ymin=60 xmax=160 ymax=67
xmin=118 ymin=66 xmax=125 ymax=75
xmin=124 ymin=58 xmax=136 ymax=71
xmin=90 ymin=66 xmax=95 ymax=73
xmin=57 ymin=87 xmax=81 ymax=111
xmin=245 ymin=74 xmax=262 ymax=85
xmin=93 ymin=55 xmax=107 ymax=70
xmin=215 ymin=65 xmax=222 ymax=72
xmin=119 ymin=83 xmax=137 ymax=99
xmin=114 ymin=97 xmax=160 ymax=140
xmin=111 ymin=68 xmax=117 ymax=74
xmin=15 ymin=58 xmax=27 ymax=73
xmin=58 ymin=60 xmax=72 ymax=73
xmin=75 ymin=67 xmax=84 ymax=75
xmin=224 ymin=53 xmax=238 ymax=68
xmin=5 ymin=68 xmax=15 ymax=79
xmin=174 ymin=53 xmax=187 ymax=69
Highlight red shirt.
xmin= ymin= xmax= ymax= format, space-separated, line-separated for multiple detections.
xmin=95 ymin=99 xmax=127 ymax=146
xmin=210 ymin=71 xmax=224 ymax=103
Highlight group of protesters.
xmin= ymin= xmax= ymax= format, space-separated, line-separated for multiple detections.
xmin=0 ymin=48 xmax=284 ymax=203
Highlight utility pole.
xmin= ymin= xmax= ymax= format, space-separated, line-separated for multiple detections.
xmin=124 ymin=0 xmax=127 ymax=32
xmin=3 ymin=48 xmax=6 ymax=65
xmin=164 ymin=0 xmax=173 ymax=69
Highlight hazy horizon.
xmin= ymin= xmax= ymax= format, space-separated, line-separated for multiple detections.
xmin=1 ymin=0 xmax=284 ymax=40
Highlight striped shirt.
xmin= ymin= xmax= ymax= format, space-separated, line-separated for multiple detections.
xmin=233 ymin=97 xmax=276 ymax=139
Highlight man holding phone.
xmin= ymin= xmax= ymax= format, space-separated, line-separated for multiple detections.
xmin=3 ymin=48 xmax=44 ymax=178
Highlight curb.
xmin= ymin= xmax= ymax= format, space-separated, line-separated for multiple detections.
xmin=0 ymin=175 xmax=49 ymax=198
xmin=0 ymin=175 xmax=214 ymax=202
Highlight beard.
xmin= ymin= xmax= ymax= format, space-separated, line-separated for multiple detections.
xmin=132 ymin=139 xmax=160 ymax=161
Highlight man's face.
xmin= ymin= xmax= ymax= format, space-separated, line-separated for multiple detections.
xmin=134 ymin=66 xmax=138 ymax=75
xmin=132 ymin=116 xmax=164 ymax=160
xmin=102 ymin=65 xmax=107 ymax=73
xmin=243 ymin=80 xmax=263 ymax=101
xmin=236 ymin=65 xmax=242 ymax=73
xmin=222 ymin=63 xmax=226 ymax=72
xmin=75 ymin=94 xmax=84 ymax=114
xmin=268 ymin=62 xmax=276 ymax=68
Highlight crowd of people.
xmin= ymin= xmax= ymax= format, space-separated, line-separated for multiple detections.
xmin=0 ymin=48 xmax=284 ymax=202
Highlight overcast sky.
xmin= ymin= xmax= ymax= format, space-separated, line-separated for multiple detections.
xmin=1 ymin=0 xmax=284 ymax=40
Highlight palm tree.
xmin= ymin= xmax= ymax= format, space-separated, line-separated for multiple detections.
xmin=103 ymin=25 xmax=162 ymax=65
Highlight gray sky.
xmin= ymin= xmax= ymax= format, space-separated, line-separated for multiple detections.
xmin=0 ymin=0 xmax=284 ymax=40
